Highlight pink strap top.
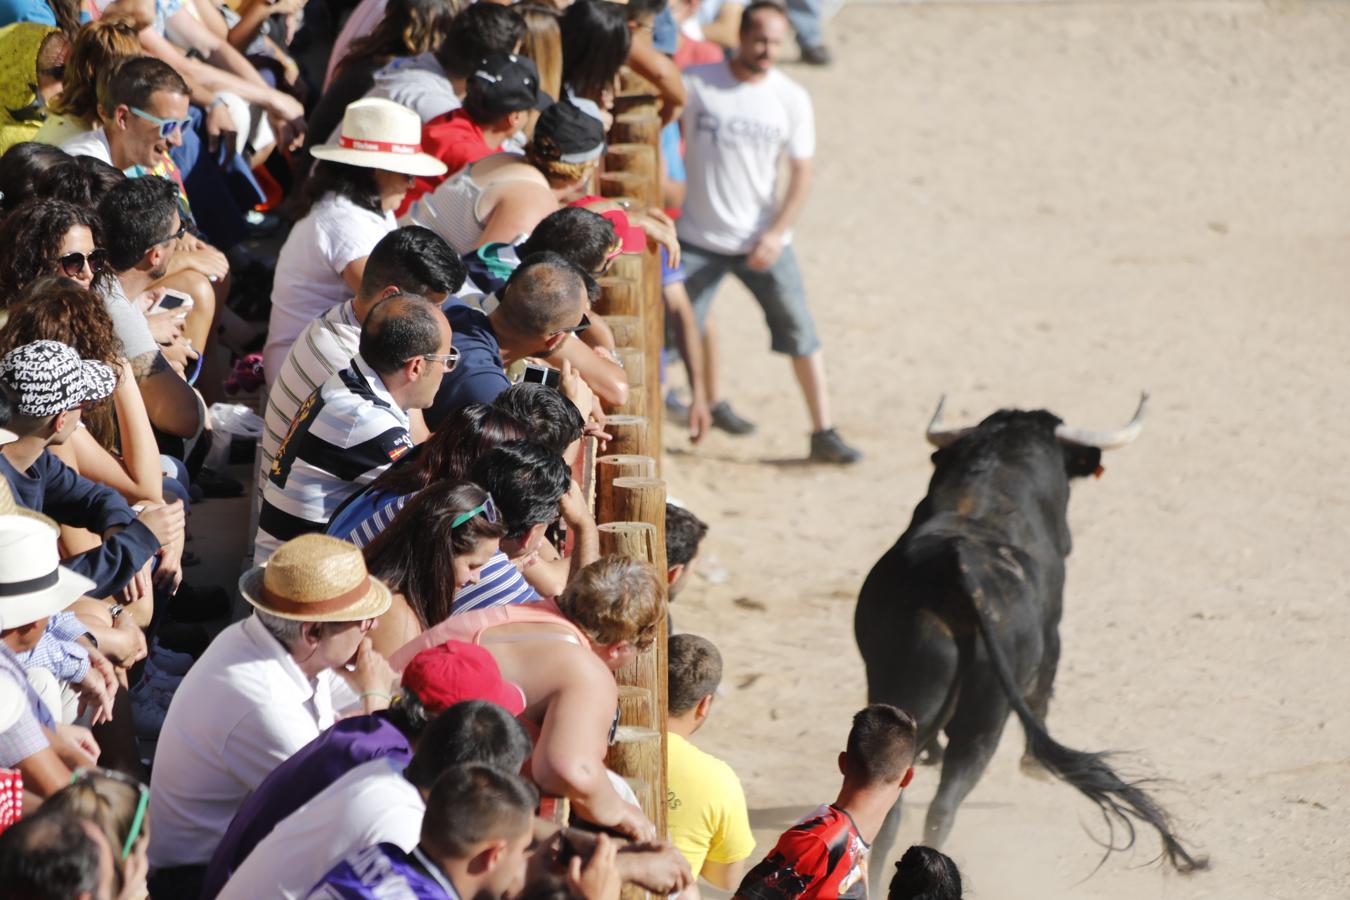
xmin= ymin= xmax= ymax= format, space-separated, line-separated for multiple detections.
xmin=388 ymin=599 xmax=589 ymax=673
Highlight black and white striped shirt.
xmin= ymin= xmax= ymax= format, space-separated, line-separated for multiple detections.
xmin=255 ymin=357 xmax=414 ymax=562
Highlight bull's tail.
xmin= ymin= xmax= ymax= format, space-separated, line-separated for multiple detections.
xmin=954 ymin=556 xmax=1209 ymax=874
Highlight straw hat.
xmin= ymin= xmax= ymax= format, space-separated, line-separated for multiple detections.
xmin=0 ymin=515 xmax=97 ymax=629
xmin=309 ymin=98 xmax=448 ymax=179
xmin=0 ymin=478 xmax=58 ymax=534
xmin=239 ymin=534 xmax=392 ymax=623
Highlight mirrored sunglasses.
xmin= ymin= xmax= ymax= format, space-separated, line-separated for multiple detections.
xmin=130 ymin=106 xmax=194 ymax=139
xmin=421 ymin=347 xmax=460 ymax=372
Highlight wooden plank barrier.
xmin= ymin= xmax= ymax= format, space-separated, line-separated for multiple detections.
xmin=577 ymin=75 xmax=671 ymax=898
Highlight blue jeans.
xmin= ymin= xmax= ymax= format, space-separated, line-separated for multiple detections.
xmin=681 ymin=242 xmax=821 ymax=358
xmin=786 ymin=0 xmax=824 ymax=48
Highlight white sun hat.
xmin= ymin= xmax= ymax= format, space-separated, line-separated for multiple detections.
xmin=309 ymin=98 xmax=448 ymax=179
xmin=0 ymin=515 xmax=96 ymax=630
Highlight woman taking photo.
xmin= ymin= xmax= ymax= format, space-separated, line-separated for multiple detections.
xmin=263 ymin=97 xmax=446 ymax=382
xmin=362 ymin=481 xmax=507 ymax=658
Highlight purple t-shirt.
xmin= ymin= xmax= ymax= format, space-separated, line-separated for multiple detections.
xmin=200 ymin=715 xmax=412 ymax=899
xmin=305 ymin=843 xmax=460 ymax=899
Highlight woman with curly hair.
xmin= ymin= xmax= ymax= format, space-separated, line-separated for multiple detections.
xmin=362 ymin=480 xmax=508 ymax=657
xmin=404 ymin=99 xmax=607 ymax=253
xmin=0 ymin=198 xmax=107 ymax=302
xmin=0 ymin=276 xmax=180 ymax=622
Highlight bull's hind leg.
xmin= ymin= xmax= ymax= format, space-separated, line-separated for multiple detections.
xmin=1020 ymin=628 xmax=1060 ymax=780
xmin=925 ymin=666 xmax=1012 ymax=849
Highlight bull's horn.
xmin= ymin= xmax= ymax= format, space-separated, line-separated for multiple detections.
xmin=925 ymin=396 xmax=975 ymax=448
xmin=1054 ymin=391 xmax=1149 ymax=450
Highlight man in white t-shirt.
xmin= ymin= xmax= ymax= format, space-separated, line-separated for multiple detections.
xmin=678 ymin=1 xmax=860 ymax=464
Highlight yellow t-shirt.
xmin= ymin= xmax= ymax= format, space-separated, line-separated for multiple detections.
xmin=666 ymin=732 xmax=756 ymax=876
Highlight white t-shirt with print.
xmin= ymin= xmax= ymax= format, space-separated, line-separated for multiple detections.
xmin=263 ymin=194 xmax=395 ymax=386
xmin=677 ymin=62 xmax=815 ymax=255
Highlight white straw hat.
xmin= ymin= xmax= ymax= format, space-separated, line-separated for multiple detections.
xmin=309 ymin=98 xmax=448 ymax=179
xmin=239 ymin=534 xmax=392 ymax=623
xmin=0 ymin=515 xmax=96 ymax=629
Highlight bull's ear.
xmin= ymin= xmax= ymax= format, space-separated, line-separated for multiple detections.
xmin=1062 ymin=445 xmax=1103 ymax=479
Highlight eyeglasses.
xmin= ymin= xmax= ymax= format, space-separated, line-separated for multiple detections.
xmin=129 ymin=106 xmax=194 ymax=139
xmin=552 ymin=313 xmax=591 ymax=337
xmin=418 ymin=347 xmax=460 ymax=372
xmin=70 ymin=767 xmax=149 ymax=860
xmin=451 ymin=493 xmax=500 ymax=528
xmin=55 ymin=249 xmax=107 ymax=279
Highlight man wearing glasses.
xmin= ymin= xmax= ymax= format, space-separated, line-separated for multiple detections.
xmin=256 ymin=295 xmax=455 ymax=562
xmin=426 ymin=251 xmax=593 ymax=431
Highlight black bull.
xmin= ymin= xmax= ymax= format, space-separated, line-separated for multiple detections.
xmin=855 ymin=400 xmax=1206 ymax=881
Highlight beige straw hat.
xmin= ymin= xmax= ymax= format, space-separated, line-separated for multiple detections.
xmin=309 ymin=98 xmax=448 ymax=179
xmin=239 ymin=534 xmax=392 ymax=623
xmin=0 ymin=477 xmax=58 ymax=534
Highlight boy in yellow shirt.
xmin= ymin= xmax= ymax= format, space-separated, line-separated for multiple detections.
xmin=666 ymin=633 xmax=756 ymax=891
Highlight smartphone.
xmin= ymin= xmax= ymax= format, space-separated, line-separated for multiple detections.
xmin=150 ymin=289 xmax=194 ymax=314
xmin=521 ymin=363 xmax=561 ymax=389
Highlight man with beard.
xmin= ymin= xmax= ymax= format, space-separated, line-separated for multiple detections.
xmin=97 ymin=176 xmax=204 ymax=440
xmin=678 ymin=1 xmax=860 ymax=464
xmin=425 ymin=251 xmax=592 ymax=431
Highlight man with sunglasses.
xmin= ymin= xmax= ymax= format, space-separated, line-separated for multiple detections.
xmin=256 ymin=295 xmax=455 ymax=562
xmin=97 ymin=177 xmax=205 ymax=442
xmin=426 ymin=251 xmax=592 ymax=431
xmin=63 ymin=57 xmax=193 ymax=180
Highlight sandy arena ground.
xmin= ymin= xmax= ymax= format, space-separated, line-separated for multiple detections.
xmin=659 ymin=2 xmax=1350 ymax=897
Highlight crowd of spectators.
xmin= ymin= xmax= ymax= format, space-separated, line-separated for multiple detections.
xmin=0 ymin=0 xmax=936 ymax=897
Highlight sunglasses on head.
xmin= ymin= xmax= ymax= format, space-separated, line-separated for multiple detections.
xmin=70 ymin=767 xmax=149 ymax=860
xmin=55 ymin=249 xmax=107 ymax=279
xmin=130 ymin=106 xmax=193 ymax=139
xmin=451 ymin=493 xmax=500 ymax=528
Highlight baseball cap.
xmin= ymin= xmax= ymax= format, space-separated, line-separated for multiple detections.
xmin=468 ymin=53 xmax=554 ymax=120
xmin=0 ymin=341 xmax=116 ymax=418
xmin=568 ymin=197 xmax=647 ymax=256
xmin=401 ymin=640 xmax=526 ymax=716
xmin=532 ymin=101 xmax=606 ymax=165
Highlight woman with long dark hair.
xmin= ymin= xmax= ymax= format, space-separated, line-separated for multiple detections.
xmin=0 ymin=198 xmax=107 ymax=301
xmin=306 ymin=0 xmax=464 ymax=155
xmin=559 ymin=0 xmax=630 ymax=122
xmin=327 ymin=402 xmax=525 ymax=544
xmin=362 ymin=480 xmax=507 ymax=657
xmin=263 ymin=97 xmax=445 ymax=380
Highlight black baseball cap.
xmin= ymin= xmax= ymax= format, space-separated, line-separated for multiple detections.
xmin=532 ymin=100 xmax=606 ymax=165
xmin=468 ymin=54 xmax=554 ymax=120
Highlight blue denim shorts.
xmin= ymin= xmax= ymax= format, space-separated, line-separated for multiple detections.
xmin=680 ymin=242 xmax=821 ymax=357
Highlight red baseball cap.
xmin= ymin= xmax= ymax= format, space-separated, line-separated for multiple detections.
xmin=401 ymin=641 xmax=526 ymax=716
xmin=570 ymin=196 xmax=647 ymax=255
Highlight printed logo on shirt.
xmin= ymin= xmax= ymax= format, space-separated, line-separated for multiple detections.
xmin=270 ymin=390 xmax=325 ymax=486
xmin=694 ymin=112 xmax=786 ymax=149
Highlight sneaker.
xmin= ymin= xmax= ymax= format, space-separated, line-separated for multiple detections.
xmin=810 ymin=428 xmax=863 ymax=464
xmin=664 ymin=390 xmax=690 ymax=419
xmin=710 ymin=401 xmax=757 ymax=436
xmin=799 ymin=44 xmax=833 ymax=66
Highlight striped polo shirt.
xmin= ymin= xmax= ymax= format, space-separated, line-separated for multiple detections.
xmin=261 ymin=299 xmax=361 ymax=475
xmin=255 ymin=357 xmax=414 ymax=562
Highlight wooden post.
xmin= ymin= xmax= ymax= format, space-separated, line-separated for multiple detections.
xmin=605 ymin=724 xmax=661 ymax=826
xmin=612 ymin=348 xmax=644 ymax=418
xmin=606 ymin=314 xmax=643 ymax=349
xmin=610 ymin=109 xmax=661 ymax=150
xmin=599 ymin=172 xmax=651 ymax=207
xmin=594 ymin=455 xmax=657 ymax=528
xmin=604 ymin=144 xmax=658 ymax=182
xmin=597 ymin=521 xmax=657 ymax=563
xmin=608 ymin=254 xmax=644 ymax=284
xmin=595 ymin=275 xmax=642 ymax=319
xmin=603 ymin=415 xmax=649 ymax=459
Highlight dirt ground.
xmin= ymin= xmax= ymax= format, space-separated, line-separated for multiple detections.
xmin=659 ymin=2 xmax=1350 ymax=898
